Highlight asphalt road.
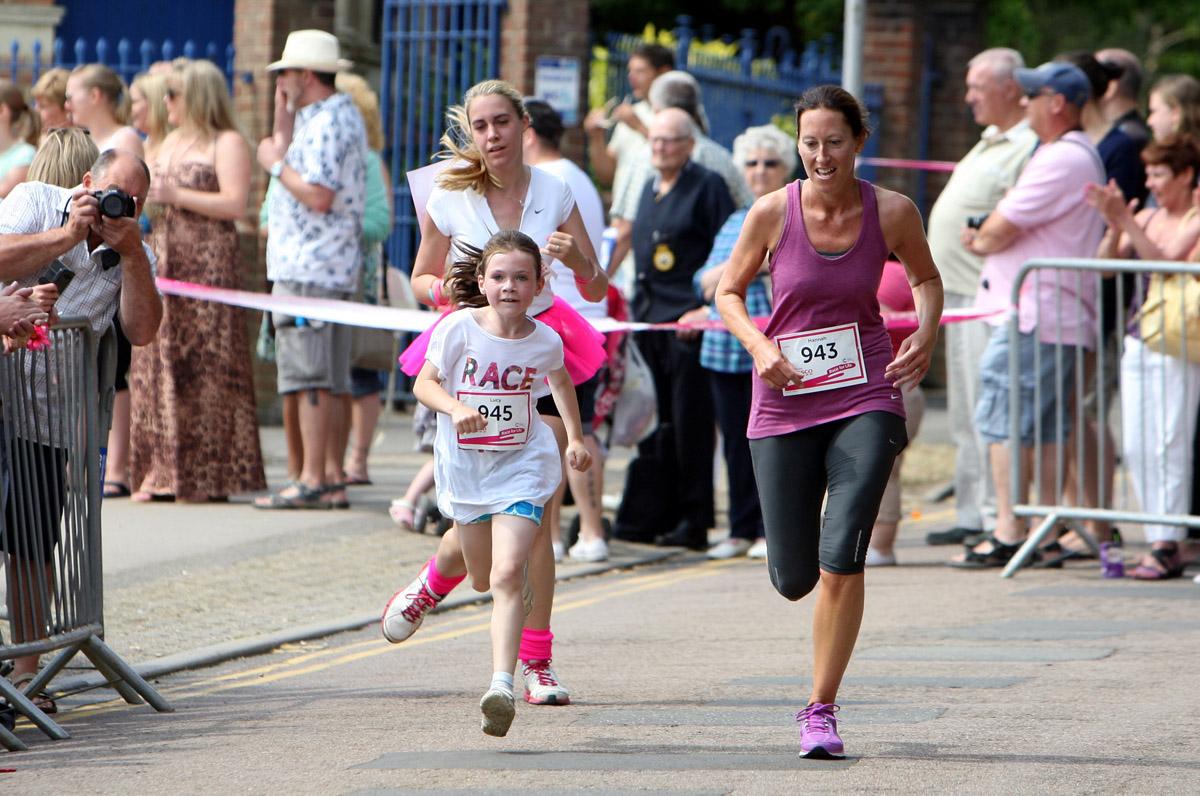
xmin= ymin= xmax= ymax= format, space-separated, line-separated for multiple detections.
xmin=5 ymin=547 xmax=1198 ymax=793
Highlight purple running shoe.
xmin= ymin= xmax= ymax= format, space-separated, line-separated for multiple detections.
xmin=797 ymin=702 xmax=844 ymax=759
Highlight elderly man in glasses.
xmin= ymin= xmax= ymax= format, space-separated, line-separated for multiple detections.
xmin=612 ymin=107 xmax=735 ymax=551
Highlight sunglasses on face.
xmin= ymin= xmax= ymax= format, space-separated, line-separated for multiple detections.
xmin=744 ymin=159 xmax=782 ymax=168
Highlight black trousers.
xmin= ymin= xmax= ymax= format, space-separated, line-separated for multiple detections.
xmin=709 ymin=370 xmax=764 ymax=541
xmin=614 ymin=333 xmax=715 ymax=541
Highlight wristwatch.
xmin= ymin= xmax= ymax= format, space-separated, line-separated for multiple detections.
xmin=268 ymin=160 xmax=284 ymax=178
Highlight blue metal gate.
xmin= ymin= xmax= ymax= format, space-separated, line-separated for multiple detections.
xmin=601 ymin=16 xmax=884 ymax=179
xmin=379 ymin=0 xmax=508 ymax=273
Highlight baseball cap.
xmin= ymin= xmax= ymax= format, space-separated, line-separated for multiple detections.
xmin=1014 ymin=61 xmax=1091 ymax=107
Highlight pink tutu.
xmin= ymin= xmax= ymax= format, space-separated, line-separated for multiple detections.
xmin=399 ymin=296 xmax=607 ymax=385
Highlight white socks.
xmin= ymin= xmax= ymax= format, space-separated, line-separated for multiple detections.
xmin=490 ymin=671 xmax=514 ymax=697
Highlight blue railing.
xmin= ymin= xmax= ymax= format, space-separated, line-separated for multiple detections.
xmin=2 ymin=37 xmax=246 ymax=89
xmin=602 ymin=16 xmax=884 ymax=181
xmin=379 ymin=0 xmax=508 ymax=273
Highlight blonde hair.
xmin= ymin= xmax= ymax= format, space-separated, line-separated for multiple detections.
xmin=0 ymin=80 xmax=39 ymax=145
xmin=1152 ymin=74 xmax=1200 ymax=139
xmin=436 ymin=79 xmax=527 ymax=194
xmin=336 ymin=72 xmax=383 ymax=151
xmin=130 ymin=72 xmax=172 ymax=141
xmin=71 ymin=64 xmax=130 ymax=124
xmin=27 ymin=127 xmax=99 ymax=187
xmin=180 ymin=59 xmax=238 ymax=138
xmin=31 ymin=68 xmax=70 ymax=109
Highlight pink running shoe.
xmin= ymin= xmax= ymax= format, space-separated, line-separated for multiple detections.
xmin=519 ymin=659 xmax=570 ymax=705
xmin=796 ymin=702 xmax=844 ymax=759
xmin=381 ymin=564 xmax=444 ymax=643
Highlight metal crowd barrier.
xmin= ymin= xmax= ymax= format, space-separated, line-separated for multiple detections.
xmin=999 ymin=258 xmax=1200 ymax=577
xmin=0 ymin=318 xmax=171 ymax=752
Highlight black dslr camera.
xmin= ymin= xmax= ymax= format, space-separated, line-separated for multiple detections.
xmin=91 ymin=188 xmax=136 ymax=218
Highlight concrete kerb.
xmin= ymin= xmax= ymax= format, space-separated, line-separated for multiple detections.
xmin=52 ymin=547 xmax=681 ymax=696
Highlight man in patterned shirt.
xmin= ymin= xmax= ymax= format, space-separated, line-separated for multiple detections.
xmin=255 ymin=30 xmax=366 ymax=510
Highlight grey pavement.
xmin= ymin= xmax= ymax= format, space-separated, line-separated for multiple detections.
xmin=5 ymin=526 xmax=1199 ymax=791
xmin=8 ymin=393 xmax=1200 ymax=789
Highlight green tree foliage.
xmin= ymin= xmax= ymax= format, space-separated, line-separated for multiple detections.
xmin=986 ymin=0 xmax=1200 ymax=81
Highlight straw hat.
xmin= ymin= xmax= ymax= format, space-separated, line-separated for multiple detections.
xmin=267 ymin=30 xmax=353 ymax=73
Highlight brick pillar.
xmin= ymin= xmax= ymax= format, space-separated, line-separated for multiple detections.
xmin=232 ymin=0 xmax=336 ymax=421
xmin=862 ymin=0 xmax=986 ymax=197
xmin=499 ymin=0 xmax=591 ymax=163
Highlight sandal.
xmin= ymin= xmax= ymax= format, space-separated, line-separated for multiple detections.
xmin=390 ymin=498 xmax=417 ymax=532
xmin=946 ymin=533 xmax=1030 ymax=569
xmin=253 ymin=482 xmax=330 ymax=510
xmin=1130 ymin=545 xmax=1183 ymax=580
xmin=344 ymin=473 xmax=373 ymax=486
xmin=323 ymin=483 xmax=350 ymax=510
xmin=9 ymin=671 xmax=56 ymax=715
xmin=102 ymin=481 xmax=131 ymax=498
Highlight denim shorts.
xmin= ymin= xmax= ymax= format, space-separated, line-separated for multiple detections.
xmin=975 ymin=325 xmax=1078 ymax=446
xmin=466 ymin=500 xmax=544 ymax=526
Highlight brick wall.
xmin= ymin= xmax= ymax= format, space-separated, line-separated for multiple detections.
xmin=863 ymin=0 xmax=987 ymax=199
xmin=499 ymin=0 xmax=591 ymax=163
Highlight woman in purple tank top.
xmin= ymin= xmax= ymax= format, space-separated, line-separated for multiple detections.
xmin=715 ymin=86 xmax=943 ymax=759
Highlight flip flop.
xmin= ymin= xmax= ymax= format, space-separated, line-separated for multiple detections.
xmin=253 ymin=483 xmax=329 ymax=510
xmin=102 ymin=481 xmax=131 ymax=498
xmin=131 ymin=490 xmax=175 ymax=503
xmin=344 ymin=474 xmax=373 ymax=486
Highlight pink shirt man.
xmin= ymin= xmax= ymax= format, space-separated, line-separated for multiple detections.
xmin=975 ymin=130 xmax=1105 ymax=347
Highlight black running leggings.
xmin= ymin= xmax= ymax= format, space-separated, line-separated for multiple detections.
xmin=749 ymin=411 xmax=908 ymax=599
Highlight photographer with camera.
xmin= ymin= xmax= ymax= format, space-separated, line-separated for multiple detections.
xmin=0 ymin=147 xmax=161 ymax=710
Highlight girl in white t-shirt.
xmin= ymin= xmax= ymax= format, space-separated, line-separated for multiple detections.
xmin=387 ymin=80 xmax=606 ymax=707
xmin=413 ymin=230 xmax=590 ymax=737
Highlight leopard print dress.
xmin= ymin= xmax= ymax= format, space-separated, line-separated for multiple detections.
xmin=128 ymin=161 xmax=266 ymax=500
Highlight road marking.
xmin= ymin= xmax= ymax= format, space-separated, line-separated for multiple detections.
xmin=45 ymin=559 xmax=737 ymax=724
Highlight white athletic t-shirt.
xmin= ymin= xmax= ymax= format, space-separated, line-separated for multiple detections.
xmin=534 ymin=157 xmax=608 ymax=318
xmin=426 ymin=309 xmax=565 ymax=523
xmin=426 ymin=168 xmax=575 ymax=316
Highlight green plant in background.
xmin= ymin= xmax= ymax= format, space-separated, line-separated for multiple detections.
xmin=986 ymin=0 xmax=1200 ymax=83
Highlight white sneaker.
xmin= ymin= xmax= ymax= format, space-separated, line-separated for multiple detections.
xmin=569 ymin=537 xmax=609 ymax=562
xmin=519 ymin=659 xmax=570 ymax=705
xmin=552 ymin=541 xmax=565 ymax=562
xmin=480 ymin=688 xmax=516 ymax=737
xmin=1193 ymin=573 xmax=1200 ymax=584
xmin=381 ymin=564 xmax=445 ymax=643
xmin=708 ymin=537 xmax=753 ymax=559
xmin=747 ymin=539 xmax=769 ymax=559
xmin=865 ymin=547 xmax=897 ymax=567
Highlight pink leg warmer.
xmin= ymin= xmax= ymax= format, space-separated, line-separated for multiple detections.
xmin=519 ymin=627 xmax=554 ymax=662
xmin=424 ymin=556 xmax=465 ymax=597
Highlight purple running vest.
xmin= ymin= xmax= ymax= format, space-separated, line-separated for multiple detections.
xmin=747 ymin=179 xmax=905 ymax=439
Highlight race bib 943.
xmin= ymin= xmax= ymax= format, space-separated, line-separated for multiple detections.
xmin=776 ymin=323 xmax=868 ymax=396
xmin=456 ymin=390 xmax=532 ymax=450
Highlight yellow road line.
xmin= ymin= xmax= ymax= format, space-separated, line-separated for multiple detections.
xmin=47 ymin=559 xmax=735 ymax=723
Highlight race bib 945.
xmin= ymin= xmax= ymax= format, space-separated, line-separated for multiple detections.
xmin=456 ymin=390 xmax=532 ymax=450
xmin=776 ymin=323 xmax=868 ymax=396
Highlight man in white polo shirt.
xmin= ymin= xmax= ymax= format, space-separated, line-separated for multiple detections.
xmin=925 ymin=47 xmax=1038 ymax=547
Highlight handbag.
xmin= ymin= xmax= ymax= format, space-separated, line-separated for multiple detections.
xmin=607 ymin=336 xmax=658 ymax=448
xmin=350 ymin=325 xmax=398 ymax=371
xmin=1137 ymin=273 xmax=1200 ymax=363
